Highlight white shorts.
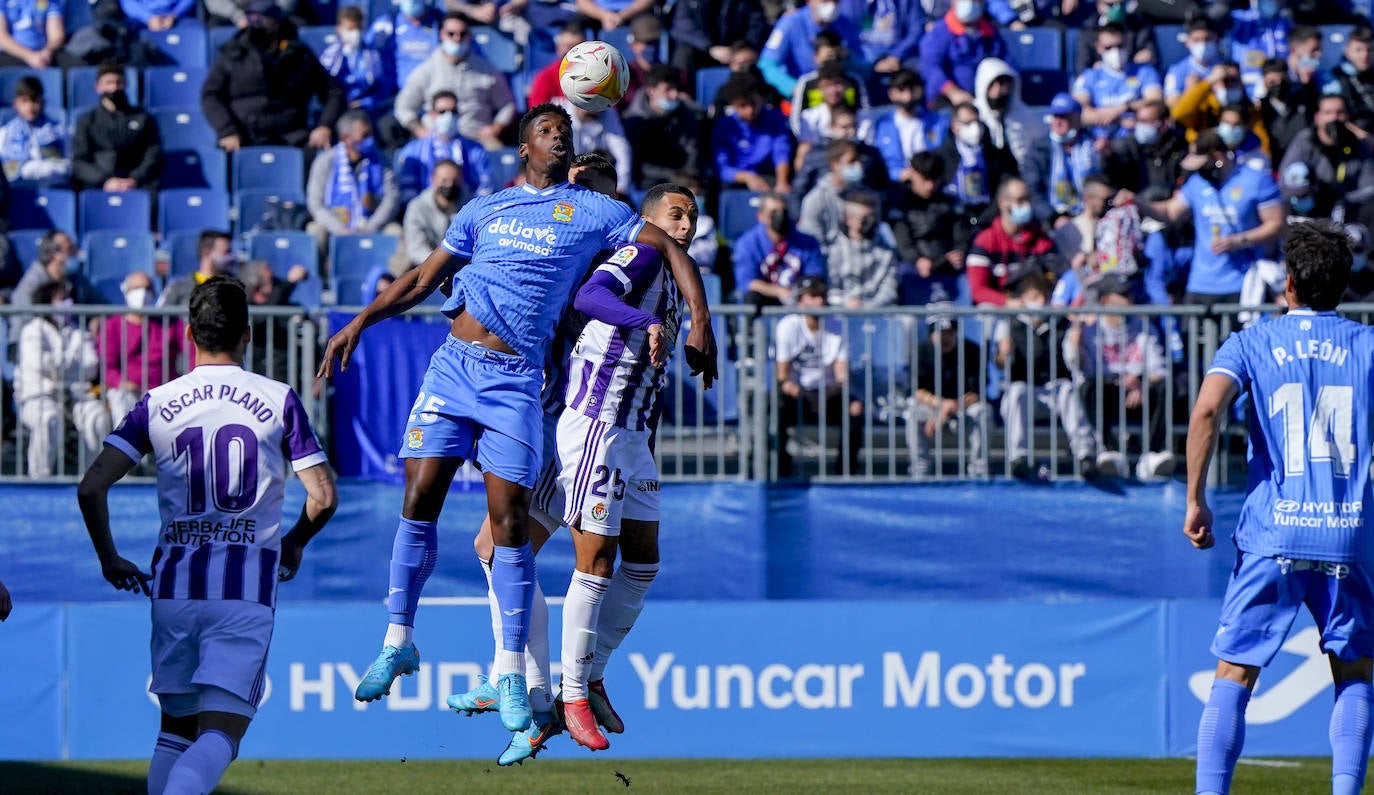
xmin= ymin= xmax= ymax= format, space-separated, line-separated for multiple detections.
xmin=150 ymin=598 xmax=273 ymax=714
xmin=529 ymin=410 xmax=564 ymax=531
xmin=557 ymin=410 xmax=660 ymax=536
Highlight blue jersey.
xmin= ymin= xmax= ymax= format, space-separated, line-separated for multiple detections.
xmin=1179 ymin=159 xmax=1281 ymax=295
xmin=1209 ymin=310 xmax=1374 ymax=563
xmin=1072 ymin=63 xmax=1161 ymax=138
xmin=4 ymin=0 xmax=59 ymax=51
xmin=440 ymin=181 xmax=645 ymax=365
xmin=1164 ymin=57 xmax=1210 ymax=101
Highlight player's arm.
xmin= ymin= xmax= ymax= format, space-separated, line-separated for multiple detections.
xmin=317 ymin=246 xmax=465 ymax=378
xmin=635 ymin=222 xmax=718 ymax=386
xmin=278 ymin=462 xmax=339 ymax=582
xmin=574 ymin=264 xmax=668 ymax=366
xmin=76 ymin=446 xmax=152 ymax=595
xmin=1184 ymin=373 xmax=1239 ymax=550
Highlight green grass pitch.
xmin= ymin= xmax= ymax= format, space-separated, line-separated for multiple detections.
xmin=0 ymin=758 xmax=1334 ymax=794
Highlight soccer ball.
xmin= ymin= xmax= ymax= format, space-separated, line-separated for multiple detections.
xmin=559 ymin=41 xmax=630 ymax=113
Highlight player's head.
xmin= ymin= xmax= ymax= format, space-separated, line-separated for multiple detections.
xmin=641 ymin=183 xmax=698 ymax=248
xmin=188 ymin=276 xmax=251 ymax=358
xmin=569 ymin=152 xmax=616 ymax=196
xmin=517 ymin=103 xmax=573 ymax=174
xmin=1282 ymin=221 xmax=1353 ymax=311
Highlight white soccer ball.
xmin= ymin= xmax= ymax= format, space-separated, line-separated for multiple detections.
xmin=558 ymin=40 xmax=630 ymax=113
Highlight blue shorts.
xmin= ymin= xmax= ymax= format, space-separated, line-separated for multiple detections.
xmin=1211 ymin=550 xmax=1374 ymax=666
xmin=399 ymin=335 xmax=543 ymax=488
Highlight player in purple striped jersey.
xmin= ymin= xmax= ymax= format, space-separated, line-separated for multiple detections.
xmin=77 ymin=277 xmax=338 ymax=795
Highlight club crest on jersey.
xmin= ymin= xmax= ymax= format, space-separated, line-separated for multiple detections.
xmin=407 ymin=428 xmax=424 ymax=449
xmin=591 ymin=502 xmax=609 ymax=522
xmin=553 ymin=202 xmax=575 ymax=222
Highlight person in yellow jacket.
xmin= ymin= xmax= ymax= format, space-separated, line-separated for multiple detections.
xmin=1171 ymin=62 xmax=1272 ymax=161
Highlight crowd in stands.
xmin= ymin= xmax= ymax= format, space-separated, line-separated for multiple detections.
xmin=0 ymin=0 xmax=1366 ymax=479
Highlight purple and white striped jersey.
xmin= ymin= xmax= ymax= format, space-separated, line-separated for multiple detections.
xmin=564 ymin=242 xmax=678 ymax=432
xmin=105 ymin=364 xmax=328 ymax=608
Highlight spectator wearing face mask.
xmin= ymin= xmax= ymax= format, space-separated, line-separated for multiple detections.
xmin=621 ymin=13 xmax=664 ymax=107
xmin=1164 ymin=17 xmax=1222 ymax=103
xmin=1024 ymin=93 xmax=1101 ymax=224
xmin=394 ymin=12 xmax=516 ymax=149
xmin=11 ymin=230 xmax=88 ymax=324
xmin=709 ymin=41 xmax=789 ymax=119
xmin=1121 ymin=130 xmax=1285 ymax=306
xmin=623 ymin=65 xmax=704 ymax=192
xmin=306 ymin=110 xmax=401 ymax=255
xmin=825 ymin=190 xmax=897 ymax=308
xmin=159 ymin=231 xmax=235 ymax=306
xmin=398 ymin=159 xmax=464 ymax=272
xmin=320 ymin=6 xmax=392 ymax=118
xmin=1074 ymin=0 xmax=1155 ymax=73
xmin=1334 ymin=27 xmax=1374 ymax=134
xmin=886 ymin=152 xmax=970 ymax=297
xmin=972 ymin=58 xmax=1044 ymax=172
xmin=394 ymin=89 xmax=492 ymax=203
xmin=1172 ymin=62 xmax=1262 ymax=146
xmin=759 ymin=0 xmax=864 ymax=99
xmin=792 ymin=60 xmax=864 ymax=157
xmin=99 ymin=270 xmax=183 ymax=425
xmin=796 ymin=105 xmax=887 ymax=197
xmin=1103 ymin=98 xmax=1190 ymax=199
xmin=1073 ymin=23 xmax=1163 ymax=139
xmin=936 ymin=103 xmax=1020 ymax=230
xmin=1279 ymin=94 xmax=1374 ymax=228
xmin=799 ymin=139 xmax=869 ymax=257
xmin=920 ymin=0 xmax=1009 ymax=108
xmin=367 ymin=0 xmax=440 ymax=91
xmin=733 ymin=192 xmax=826 ymax=306
xmin=966 ymin=177 xmax=1056 ymax=306
xmin=790 ymin=31 xmax=869 ymax=125
xmin=1257 ymin=27 xmax=1328 ymax=160
xmin=1215 ymin=102 xmax=1270 ymax=164
xmin=1228 ymin=0 xmax=1295 ymax=99
xmin=988 ymin=0 xmax=1081 ymax=29
xmin=72 ymin=62 xmax=161 ymax=192
xmin=867 ymin=69 xmax=948 ymax=183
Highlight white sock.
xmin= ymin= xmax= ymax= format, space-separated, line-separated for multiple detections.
xmin=148 ymin=731 xmax=192 ymax=795
xmin=162 ymin=730 xmax=235 ymax=795
xmin=525 ymin=581 xmax=553 ymax=713
xmin=480 ymin=558 xmax=502 ymax=676
xmin=383 ymin=623 xmax=413 ymax=649
xmin=590 ymin=562 xmax=658 ymax=681
xmin=495 ymin=648 xmax=525 ymax=676
xmin=560 ymin=570 xmax=611 ymax=701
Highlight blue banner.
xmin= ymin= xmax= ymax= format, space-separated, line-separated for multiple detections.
xmin=0 ymin=603 xmax=63 ymax=760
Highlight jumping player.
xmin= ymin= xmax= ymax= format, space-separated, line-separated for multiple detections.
xmin=320 ymin=103 xmax=717 ymax=735
xmin=77 ymin=277 xmax=338 ymax=795
xmin=1185 ymin=220 xmax=1374 ymax=795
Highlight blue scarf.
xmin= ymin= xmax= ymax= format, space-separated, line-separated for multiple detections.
xmin=320 ymin=44 xmax=386 ymax=108
xmin=324 ymin=142 xmax=384 ymax=231
xmin=1049 ymin=137 xmax=1097 ymax=215
xmin=952 ymin=140 xmax=989 ymax=206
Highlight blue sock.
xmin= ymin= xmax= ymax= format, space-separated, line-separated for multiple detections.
xmin=1196 ymin=678 xmax=1251 ymax=795
xmin=1331 ymin=679 xmax=1373 ymax=795
xmin=386 ymin=517 xmax=438 ymax=627
xmin=491 ymin=543 xmax=536 ymax=655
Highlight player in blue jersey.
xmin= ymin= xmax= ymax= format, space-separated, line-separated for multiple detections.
xmin=318 ymin=103 xmax=718 ymax=735
xmin=1186 ymin=221 xmax=1374 ymax=795
xmin=77 ymin=277 xmax=339 ymax=795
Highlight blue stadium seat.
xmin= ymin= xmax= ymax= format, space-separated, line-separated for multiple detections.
xmin=208 ymin=25 xmax=236 ymax=58
xmin=165 ymin=229 xmax=203 ymax=278
xmin=299 ymin=26 xmax=338 ymax=57
xmin=158 ymin=188 xmax=230 ymax=237
xmin=0 ymin=67 xmax=61 ymax=108
xmin=79 ymin=189 xmax=152 ymax=235
xmin=66 ymin=66 xmax=140 ymax=113
xmin=144 ymin=67 xmax=207 ymax=110
xmin=524 ymin=38 xmax=558 ymax=77
xmin=163 ymin=148 xmax=227 ymax=191
xmin=365 ymin=0 xmax=390 ymax=23
xmin=234 ymin=188 xmax=306 ymax=237
xmin=471 ymin=26 xmax=519 ymax=73
xmin=247 ymin=230 xmax=323 ymax=307
xmin=1020 ymin=69 xmax=1070 ymax=106
xmin=1321 ymin=25 xmax=1356 ymax=72
xmin=999 ymin=27 xmax=1063 ymax=71
xmin=10 ymin=187 xmax=75 ymax=232
xmin=717 ymin=189 xmax=761 ymax=244
xmin=232 ymin=146 xmax=304 ymax=193
xmin=7 ymin=229 xmax=45 ymax=266
xmin=847 ymin=317 xmax=910 ymax=395
xmin=84 ymin=230 xmax=156 ymax=302
xmin=332 ymin=234 xmax=398 ymax=304
xmin=489 ymin=146 xmax=521 ymax=189
xmin=141 ymin=22 xmax=208 ymax=67
xmin=661 ymin=316 xmax=737 ymax=425
xmin=65 ymin=0 xmax=93 ymax=32
xmin=700 ymin=271 xmax=722 ymax=304
xmin=1153 ymin=25 xmax=1188 ymax=72
xmin=153 ymin=107 xmax=217 ymax=151
xmin=695 ymin=66 xmax=730 ymax=108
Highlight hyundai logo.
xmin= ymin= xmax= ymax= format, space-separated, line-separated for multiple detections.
xmin=1274 ymin=499 xmax=1301 ymax=513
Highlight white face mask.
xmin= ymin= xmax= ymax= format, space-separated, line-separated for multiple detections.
xmin=340 ymin=29 xmax=361 ymax=48
xmin=954 ymin=0 xmax=983 ymax=23
xmin=124 ymin=287 xmax=150 ymax=309
xmin=814 ymin=0 xmax=838 ymax=23
xmin=957 ymin=122 xmax=982 ymax=146
xmin=433 ymin=110 xmax=457 ymax=137
xmin=1101 ymin=47 xmax=1125 ymax=71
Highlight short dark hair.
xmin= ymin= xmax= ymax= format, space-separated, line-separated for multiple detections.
xmin=37 ymin=229 xmax=67 ymax=264
xmin=1186 ymin=16 xmax=1215 ymax=34
xmin=718 ymin=73 xmax=764 ymax=106
xmin=1261 ymin=56 xmax=1288 ymax=76
xmin=645 ymin=64 xmax=683 ymax=90
xmin=1194 ymin=129 xmax=1225 ymax=156
xmin=1095 ymin=22 xmax=1126 ymax=40
xmin=189 ymin=276 xmax=250 ymax=353
xmin=1010 ymin=270 xmax=1050 ymax=298
xmin=826 ymin=138 xmax=858 ymax=164
xmin=909 ymin=151 xmax=945 ymax=181
xmin=797 ymin=276 xmax=828 ymax=297
xmin=1351 ymin=26 xmax=1374 ymax=45
xmin=13 ymin=75 xmax=43 ymax=102
xmin=889 ymin=68 xmax=922 ymax=91
xmin=641 ymin=182 xmax=696 ymax=215
xmin=1290 ymin=25 xmax=1321 ymax=48
xmin=430 ymin=89 xmax=458 ymax=107
xmin=432 ymin=157 xmax=460 ymax=175
xmin=1084 ymin=172 xmax=1114 ymax=192
xmin=32 ymin=279 xmax=66 ymax=306
xmin=440 ymin=10 xmax=467 ymax=28
xmin=816 ymin=61 xmax=848 ymax=84
xmin=813 ymin=29 xmax=843 ymax=50
xmin=1283 ymin=221 xmax=1353 ymax=310
xmin=842 ymin=189 xmax=878 ymax=209
xmin=518 ymin=102 xmax=572 ymax=145
xmin=570 ymin=151 xmax=616 ymax=181
xmin=198 ymin=230 xmax=230 ymax=259
xmin=337 ymin=5 xmax=363 ymax=24
xmin=830 ymin=104 xmax=858 ymax=124
xmin=97 ymin=62 xmax=125 ymax=80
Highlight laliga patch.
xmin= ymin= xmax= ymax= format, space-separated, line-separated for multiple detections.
xmin=608 ymin=245 xmax=638 ymax=266
xmin=407 ymin=428 xmax=424 ymax=450
xmin=553 ymin=202 xmax=575 ymax=222
xmin=591 ymin=502 xmax=609 ymax=522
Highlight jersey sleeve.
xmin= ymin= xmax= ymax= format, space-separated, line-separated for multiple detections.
xmin=594 ymin=244 xmax=661 ymax=294
xmin=441 ymin=195 xmax=481 ymax=259
xmin=601 ymin=198 xmax=646 ymax=250
xmin=105 ymin=393 xmax=152 ymax=463
xmin=1207 ymin=332 xmax=1250 ymax=390
xmin=281 ymin=389 xmax=329 ymax=472
xmin=1253 ymin=167 xmax=1282 ymax=209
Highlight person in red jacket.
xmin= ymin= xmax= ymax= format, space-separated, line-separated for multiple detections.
xmin=964 ymin=177 xmax=1057 ymax=306
xmin=526 ymin=22 xmax=585 ymax=106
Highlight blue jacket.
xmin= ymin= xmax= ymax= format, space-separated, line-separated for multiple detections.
xmin=367 ymin=10 xmax=441 ymax=90
xmin=712 ymin=106 xmax=793 ymax=185
xmin=760 ymin=7 xmax=865 ymax=98
xmin=919 ymin=12 xmax=1008 ymax=97
xmin=319 ymin=42 xmax=392 ymax=114
xmin=866 ymin=105 xmax=948 ymax=181
xmin=838 ymin=0 xmax=924 ymax=65
xmin=119 ymin=0 xmax=193 ymax=26
xmin=732 ymin=224 xmax=826 ymax=296
xmin=394 ymin=133 xmax=492 ymax=203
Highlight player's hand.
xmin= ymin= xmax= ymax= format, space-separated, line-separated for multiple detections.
xmin=1183 ymin=502 xmax=1215 ymax=550
xmin=101 ymin=556 xmax=152 ymax=596
xmin=318 ymin=319 xmax=365 ymax=379
xmin=278 ymin=537 xmax=304 ymax=582
xmin=0 ymin=579 xmax=10 ymax=621
xmin=438 ymin=274 xmax=454 ymax=298
xmin=684 ymin=319 xmax=718 ymax=388
xmin=647 ymin=323 xmax=668 ymax=367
